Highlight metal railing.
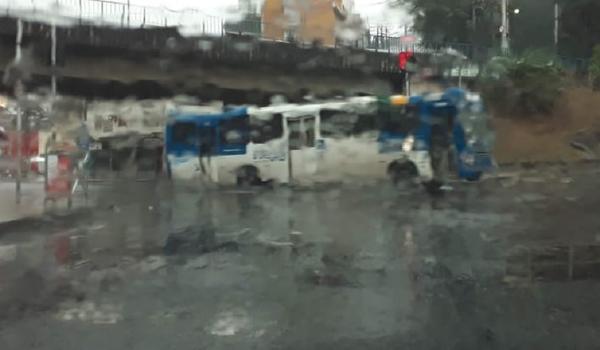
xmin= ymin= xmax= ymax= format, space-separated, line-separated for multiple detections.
xmin=0 ymin=0 xmax=478 ymax=59
xmin=1 ymin=0 xmax=224 ymax=34
xmin=557 ymin=56 xmax=590 ymax=74
xmin=362 ymin=34 xmax=476 ymax=56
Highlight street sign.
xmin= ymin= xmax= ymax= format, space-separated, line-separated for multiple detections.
xmin=399 ymin=35 xmax=417 ymax=44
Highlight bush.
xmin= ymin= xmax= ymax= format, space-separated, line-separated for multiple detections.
xmin=480 ymin=51 xmax=565 ymax=117
xmin=590 ymin=45 xmax=600 ymax=90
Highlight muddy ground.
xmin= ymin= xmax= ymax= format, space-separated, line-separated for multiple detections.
xmin=1 ymin=163 xmax=600 ymax=349
xmin=493 ymin=87 xmax=600 ymax=164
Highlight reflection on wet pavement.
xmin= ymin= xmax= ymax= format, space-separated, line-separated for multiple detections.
xmin=506 ymin=244 xmax=600 ymax=282
xmin=2 ymin=171 xmax=600 ymax=349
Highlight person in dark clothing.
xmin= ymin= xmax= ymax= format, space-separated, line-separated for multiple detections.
xmin=197 ymin=130 xmax=213 ymax=176
xmin=429 ymin=106 xmax=456 ymax=186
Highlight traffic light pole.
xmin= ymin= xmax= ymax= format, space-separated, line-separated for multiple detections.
xmin=14 ymin=19 xmax=23 ymax=204
xmin=15 ymin=85 xmax=22 ymax=204
xmin=554 ymin=1 xmax=559 ymax=52
xmin=501 ymin=0 xmax=509 ymax=53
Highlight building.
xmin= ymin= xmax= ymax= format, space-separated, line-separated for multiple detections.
xmin=262 ymin=0 xmax=355 ymax=46
xmin=238 ymin=0 xmax=258 ymax=15
xmin=225 ymin=0 xmax=262 ymax=36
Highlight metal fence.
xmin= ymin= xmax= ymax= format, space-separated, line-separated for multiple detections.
xmin=0 ymin=0 xmax=479 ymax=58
xmin=557 ymin=56 xmax=590 ymax=75
xmin=1 ymin=0 xmax=224 ymax=34
xmin=362 ymin=34 xmax=476 ymax=56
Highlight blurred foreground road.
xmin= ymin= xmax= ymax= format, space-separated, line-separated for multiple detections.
xmin=0 ymin=181 xmax=45 ymax=223
xmin=1 ymin=164 xmax=600 ymax=349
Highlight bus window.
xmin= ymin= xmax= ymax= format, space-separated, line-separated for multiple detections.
xmin=250 ymin=113 xmax=283 ymax=144
xmin=352 ymin=114 xmax=377 ymax=135
xmin=378 ymin=104 xmax=420 ymax=134
xmin=305 ymin=117 xmax=315 ymax=147
xmin=219 ymin=117 xmax=249 ymax=146
xmin=172 ymin=122 xmax=197 ymax=146
xmin=198 ymin=127 xmax=216 ymax=155
xmin=320 ymin=109 xmax=377 ymax=138
xmin=289 ymin=116 xmax=315 ymax=150
xmin=320 ymin=110 xmax=358 ymax=138
xmin=289 ymin=120 xmax=303 ymax=150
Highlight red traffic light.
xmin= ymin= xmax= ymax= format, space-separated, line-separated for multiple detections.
xmin=398 ymin=51 xmax=414 ymax=70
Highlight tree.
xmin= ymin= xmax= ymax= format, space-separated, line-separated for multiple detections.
xmin=397 ymin=0 xmax=497 ymax=44
xmin=509 ymin=0 xmax=555 ymax=54
xmin=394 ymin=0 xmax=500 ymax=63
xmin=480 ymin=51 xmax=565 ymax=116
xmin=396 ymin=0 xmax=599 ymax=60
xmin=590 ymin=45 xmax=600 ymax=89
xmin=559 ymin=0 xmax=600 ymax=58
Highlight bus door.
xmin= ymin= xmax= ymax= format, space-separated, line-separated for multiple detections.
xmin=286 ymin=115 xmax=317 ymax=182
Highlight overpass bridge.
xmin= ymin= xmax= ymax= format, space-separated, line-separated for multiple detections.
xmin=0 ymin=0 xmax=475 ymax=103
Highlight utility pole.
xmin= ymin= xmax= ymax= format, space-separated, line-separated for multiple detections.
xmin=472 ymin=6 xmax=476 ymax=32
xmin=14 ymin=19 xmax=23 ymax=204
xmin=51 ymin=24 xmax=57 ymax=99
xmin=554 ymin=1 xmax=559 ymax=52
xmin=501 ymin=0 xmax=509 ymax=53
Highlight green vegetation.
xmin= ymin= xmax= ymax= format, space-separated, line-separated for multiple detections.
xmin=559 ymin=0 xmax=600 ymax=59
xmin=394 ymin=0 xmax=597 ymax=116
xmin=397 ymin=0 xmax=496 ymax=46
xmin=480 ymin=51 xmax=564 ymax=117
xmin=395 ymin=0 xmax=599 ymax=61
xmin=590 ymin=45 xmax=600 ymax=90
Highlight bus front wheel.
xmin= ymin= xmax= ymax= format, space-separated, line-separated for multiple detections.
xmin=236 ymin=165 xmax=260 ymax=187
xmin=463 ymin=171 xmax=482 ymax=182
xmin=388 ymin=161 xmax=418 ymax=187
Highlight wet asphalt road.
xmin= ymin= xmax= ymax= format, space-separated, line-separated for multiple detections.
xmin=2 ymin=164 xmax=600 ymax=349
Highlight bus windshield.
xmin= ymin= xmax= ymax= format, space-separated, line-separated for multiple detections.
xmin=376 ymin=97 xmax=421 ymax=135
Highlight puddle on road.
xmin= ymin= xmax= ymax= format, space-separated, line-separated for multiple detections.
xmin=56 ymin=301 xmax=123 ymax=324
xmin=3 ymin=184 xmax=591 ymax=333
xmin=506 ymin=244 xmax=600 ymax=282
xmin=208 ymin=309 xmax=251 ymax=336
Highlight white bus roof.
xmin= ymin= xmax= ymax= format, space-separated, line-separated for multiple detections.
xmin=247 ymin=97 xmax=377 ymax=119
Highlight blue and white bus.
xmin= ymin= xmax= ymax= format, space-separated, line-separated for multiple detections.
xmin=164 ymin=89 xmax=494 ymax=186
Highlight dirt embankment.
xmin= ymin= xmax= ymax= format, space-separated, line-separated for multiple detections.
xmin=493 ymin=87 xmax=600 ymax=164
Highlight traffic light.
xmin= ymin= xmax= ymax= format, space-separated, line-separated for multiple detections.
xmin=398 ymin=51 xmax=417 ymax=73
xmin=398 ymin=51 xmax=413 ymax=70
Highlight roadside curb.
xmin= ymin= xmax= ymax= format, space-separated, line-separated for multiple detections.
xmin=496 ymin=158 xmax=600 ymax=168
xmin=0 ymin=208 xmax=93 ymax=237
